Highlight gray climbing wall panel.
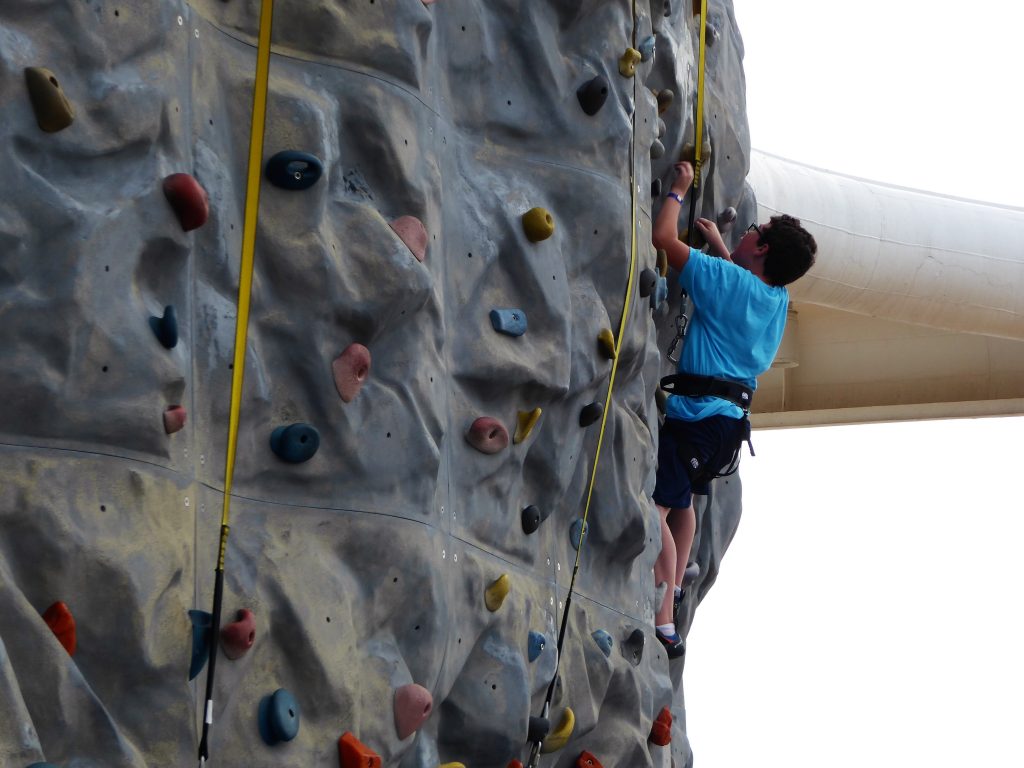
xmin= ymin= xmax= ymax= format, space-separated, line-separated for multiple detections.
xmin=0 ymin=0 xmax=753 ymax=766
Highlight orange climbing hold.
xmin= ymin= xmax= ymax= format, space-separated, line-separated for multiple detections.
xmin=577 ymin=751 xmax=604 ymax=768
xmin=650 ymin=706 xmax=673 ymax=746
xmin=42 ymin=601 xmax=76 ymax=656
xmin=162 ymin=173 xmax=209 ymax=232
xmin=163 ymin=405 xmax=187 ymax=434
xmin=337 ymin=731 xmax=382 ymax=768
xmin=333 ymin=344 xmax=371 ymax=403
xmin=390 ymin=216 xmax=428 ymax=262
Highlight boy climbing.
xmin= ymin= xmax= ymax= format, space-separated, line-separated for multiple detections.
xmin=651 ymin=161 xmax=817 ymax=658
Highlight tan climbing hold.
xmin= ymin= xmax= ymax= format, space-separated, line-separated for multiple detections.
xmin=513 ymin=408 xmax=542 ymax=444
xmin=333 ymin=343 xmax=371 ymax=403
xmin=597 ymin=329 xmax=617 ymax=360
xmin=681 ymin=141 xmax=712 ymax=166
xmin=657 ymin=249 xmax=668 ymax=278
xmin=540 ymin=707 xmax=575 ymax=753
xmin=24 ymin=67 xmax=74 ymax=132
xmin=485 ymin=574 xmax=510 ymax=612
xmin=656 ymin=88 xmax=674 ymax=114
xmin=618 ymin=47 xmax=642 ymax=77
xmin=522 ymin=207 xmax=555 ymax=242
xmin=390 ymin=215 xmax=428 ymax=262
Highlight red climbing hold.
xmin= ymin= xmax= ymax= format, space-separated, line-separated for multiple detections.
xmin=220 ymin=608 xmax=256 ymax=660
xmin=394 ymin=683 xmax=433 ymax=739
xmin=389 ymin=215 xmax=428 ymax=262
xmin=163 ymin=405 xmax=187 ymax=434
xmin=465 ymin=417 xmax=509 ymax=455
xmin=507 ymin=762 xmax=524 ymax=768
xmin=333 ymin=344 xmax=371 ymax=403
xmin=576 ymin=751 xmax=603 ymax=768
xmin=337 ymin=731 xmax=382 ymax=767
xmin=162 ymin=173 xmax=209 ymax=232
xmin=42 ymin=601 xmax=76 ymax=656
xmin=650 ymin=706 xmax=673 ymax=746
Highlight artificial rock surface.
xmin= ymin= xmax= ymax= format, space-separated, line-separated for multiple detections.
xmin=0 ymin=1 xmax=753 ymax=766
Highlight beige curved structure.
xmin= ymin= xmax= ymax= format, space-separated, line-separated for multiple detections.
xmin=748 ymin=150 xmax=1024 ymax=427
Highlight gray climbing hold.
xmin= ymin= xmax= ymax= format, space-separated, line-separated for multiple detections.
xmin=591 ymin=629 xmax=613 ymax=658
xmin=650 ymin=276 xmax=668 ymax=310
xmin=149 ymin=305 xmax=178 ymax=349
xmin=527 ymin=715 xmax=550 ymax=743
xmin=650 ymin=139 xmax=665 ymax=159
xmin=569 ymin=518 xmax=588 ymax=550
xmin=657 ymin=117 xmax=667 ymax=138
xmin=258 ymin=688 xmax=301 ymax=746
xmin=579 ymin=402 xmax=603 ymax=427
xmin=490 ymin=309 xmax=527 ymax=337
xmin=683 ymin=561 xmax=701 ymax=586
xmin=188 ymin=609 xmax=212 ymax=681
xmin=638 ymin=35 xmax=656 ymax=62
xmin=265 ymin=150 xmax=323 ymax=190
xmin=270 ymin=423 xmax=320 ymax=463
xmin=621 ymin=628 xmax=645 ymax=667
xmin=528 ymin=631 xmax=546 ymax=662
xmin=576 ymin=75 xmax=610 ymax=116
xmin=639 ymin=268 xmax=658 ymax=298
xmin=521 ymin=504 xmax=550 ymax=535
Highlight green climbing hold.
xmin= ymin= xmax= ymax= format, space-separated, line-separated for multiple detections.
xmin=24 ymin=67 xmax=74 ymax=132
xmin=522 ymin=207 xmax=555 ymax=242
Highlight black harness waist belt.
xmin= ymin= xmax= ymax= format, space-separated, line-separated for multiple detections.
xmin=660 ymin=372 xmax=754 ymax=411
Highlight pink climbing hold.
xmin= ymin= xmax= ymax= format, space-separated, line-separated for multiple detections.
xmin=220 ymin=608 xmax=256 ymax=660
xmin=333 ymin=344 xmax=372 ymax=403
xmin=394 ymin=683 xmax=433 ymax=740
xmin=389 ymin=215 xmax=428 ymax=262
xmin=162 ymin=173 xmax=209 ymax=232
xmin=163 ymin=405 xmax=187 ymax=434
xmin=465 ymin=417 xmax=509 ymax=455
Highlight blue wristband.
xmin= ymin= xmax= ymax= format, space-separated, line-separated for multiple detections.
xmin=665 ymin=192 xmax=685 ymax=205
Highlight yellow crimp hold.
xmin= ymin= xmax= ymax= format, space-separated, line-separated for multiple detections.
xmin=540 ymin=707 xmax=575 ymax=753
xmin=657 ymin=249 xmax=668 ymax=278
xmin=485 ymin=574 xmax=510 ymax=612
xmin=618 ymin=47 xmax=642 ymax=77
xmin=439 ymin=764 xmax=466 ymax=768
xmin=514 ymin=408 xmax=542 ymax=444
xmin=597 ymin=328 xmax=617 ymax=360
xmin=522 ymin=207 xmax=555 ymax=242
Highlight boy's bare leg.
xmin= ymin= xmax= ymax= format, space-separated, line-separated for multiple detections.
xmin=670 ymin=500 xmax=697 ymax=589
xmin=654 ymin=504 xmax=678 ymax=626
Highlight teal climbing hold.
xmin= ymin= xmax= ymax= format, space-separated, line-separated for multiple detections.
xmin=258 ymin=688 xmax=301 ymax=746
xmin=528 ymin=631 xmax=546 ymax=662
xmin=569 ymin=518 xmax=588 ymax=550
xmin=591 ymin=629 xmax=613 ymax=657
xmin=188 ymin=609 xmax=212 ymax=681
xmin=576 ymin=75 xmax=609 ymax=116
xmin=638 ymin=35 xmax=656 ymax=62
xmin=651 ymin=276 xmax=668 ymax=310
xmin=621 ymin=628 xmax=645 ymax=667
xmin=265 ymin=150 xmax=323 ymax=190
xmin=149 ymin=305 xmax=178 ymax=349
xmin=270 ymin=423 xmax=320 ymax=463
xmin=579 ymin=402 xmax=603 ymax=427
xmin=490 ymin=309 xmax=527 ymax=337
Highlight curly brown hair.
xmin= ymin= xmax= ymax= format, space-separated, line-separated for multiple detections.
xmin=760 ymin=214 xmax=817 ymax=287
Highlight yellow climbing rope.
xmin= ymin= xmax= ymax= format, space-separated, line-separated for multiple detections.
xmin=692 ymin=0 xmax=708 ymax=196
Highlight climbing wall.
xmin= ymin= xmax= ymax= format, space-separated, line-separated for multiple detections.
xmin=0 ymin=1 xmax=754 ymax=766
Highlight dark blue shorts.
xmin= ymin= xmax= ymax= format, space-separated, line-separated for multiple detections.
xmin=653 ymin=415 xmax=747 ymax=510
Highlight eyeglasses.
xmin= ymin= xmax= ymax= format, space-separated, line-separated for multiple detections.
xmin=747 ymin=223 xmax=765 ymax=241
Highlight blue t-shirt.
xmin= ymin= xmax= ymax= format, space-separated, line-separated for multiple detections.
xmin=665 ymin=249 xmax=789 ymax=422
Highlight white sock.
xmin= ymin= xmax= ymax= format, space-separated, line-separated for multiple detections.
xmin=657 ymin=623 xmax=676 ymax=635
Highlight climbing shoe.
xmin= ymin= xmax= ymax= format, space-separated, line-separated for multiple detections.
xmin=673 ymin=590 xmax=684 ymax=623
xmin=656 ymin=628 xmax=686 ymax=660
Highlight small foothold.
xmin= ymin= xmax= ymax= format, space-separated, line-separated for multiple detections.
xmin=389 ymin=215 xmax=429 ymax=262
xmin=576 ymin=751 xmax=604 ymax=768
xmin=576 ymin=75 xmax=609 ymax=116
xmin=485 ymin=574 xmax=510 ymax=612
xmin=597 ymin=328 xmax=617 ymax=360
xmin=527 ymin=715 xmax=550 ymax=743
xmin=514 ymin=408 xmax=542 ymax=444
xmin=163 ymin=405 xmax=187 ymax=434
xmin=618 ymin=47 xmax=642 ymax=77
xmin=333 ymin=343 xmax=372 ymax=403
xmin=490 ymin=308 xmax=527 ymax=337
xmin=569 ymin=518 xmax=588 ymax=551
xmin=656 ymin=88 xmax=674 ymax=114
xmin=188 ymin=609 xmax=212 ymax=680
xmin=540 ymin=707 xmax=575 ymax=754
xmin=622 ymin=628 xmax=645 ymax=667
xmin=579 ymin=402 xmax=603 ymax=427
xmin=24 ymin=67 xmax=74 ymax=132
xmin=651 ymin=276 xmax=668 ymax=310
xmin=337 ymin=731 xmax=382 ymax=767
xmin=651 ymin=178 xmax=662 ymax=198
xmin=650 ymin=139 xmax=665 ymax=159
xmin=269 ymin=423 xmax=320 ymax=463
xmin=638 ymin=268 xmax=658 ymax=298
xmin=717 ymin=206 xmax=737 ymax=228
xmin=591 ymin=629 xmax=613 ymax=657
xmin=650 ymin=706 xmax=673 ymax=746
xmin=162 ymin=173 xmax=209 ymax=231
xmin=466 ymin=417 xmax=509 ymax=455
xmin=684 ymin=561 xmax=701 ymax=586
xmin=220 ymin=608 xmax=256 ymax=660
xmin=265 ymin=150 xmax=323 ymax=190
xmin=656 ymin=248 xmax=668 ymax=277
xmin=522 ymin=207 xmax=555 ymax=242
xmin=42 ymin=601 xmax=76 ymax=656
xmin=394 ymin=683 xmax=433 ymax=740
xmin=528 ymin=630 xmax=546 ymax=662
xmin=149 ymin=305 xmax=178 ymax=349
xmin=258 ymin=688 xmax=300 ymax=746
xmin=658 ymin=117 xmax=667 ymax=138
xmin=638 ymin=35 xmax=657 ymax=61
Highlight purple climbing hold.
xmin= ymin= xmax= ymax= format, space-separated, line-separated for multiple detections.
xmin=579 ymin=401 xmax=603 ymax=427
xmin=220 ymin=608 xmax=256 ymax=660
xmin=465 ymin=417 xmax=509 ymax=455
xmin=333 ymin=343 xmax=371 ymax=403
xmin=24 ymin=67 xmax=74 ymax=132
xmin=162 ymin=173 xmax=209 ymax=232
xmin=394 ymin=683 xmax=433 ymax=740
xmin=390 ymin=215 xmax=428 ymax=262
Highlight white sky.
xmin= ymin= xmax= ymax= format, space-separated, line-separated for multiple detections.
xmin=684 ymin=3 xmax=1024 ymax=766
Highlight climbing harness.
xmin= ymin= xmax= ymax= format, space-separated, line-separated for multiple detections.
xmin=660 ymin=372 xmax=752 ymax=412
xmin=197 ymin=0 xmax=275 ymax=764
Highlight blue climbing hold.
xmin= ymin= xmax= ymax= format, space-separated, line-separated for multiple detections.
xmin=528 ymin=631 xmax=546 ymax=662
xmin=639 ymin=35 xmax=657 ymax=62
xmin=265 ymin=150 xmax=323 ymax=190
xmin=490 ymin=308 xmax=527 ymax=337
xmin=270 ymin=423 xmax=320 ymax=463
xmin=149 ymin=305 xmax=178 ymax=349
xmin=570 ymin=518 xmax=588 ymax=550
xmin=258 ymin=688 xmax=301 ymax=746
xmin=188 ymin=609 xmax=212 ymax=681
xmin=592 ymin=629 xmax=613 ymax=657
xmin=651 ymin=276 xmax=668 ymax=310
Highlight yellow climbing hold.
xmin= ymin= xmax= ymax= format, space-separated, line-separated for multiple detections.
xmin=522 ymin=207 xmax=555 ymax=242
xmin=485 ymin=574 xmax=510 ymax=612
xmin=540 ymin=707 xmax=575 ymax=753
xmin=618 ymin=47 xmax=642 ymax=77
xmin=597 ymin=329 xmax=617 ymax=360
xmin=439 ymin=764 xmax=466 ymax=768
xmin=657 ymin=249 xmax=668 ymax=278
xmin=514 ymin=408 xmax=542 ymax=444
